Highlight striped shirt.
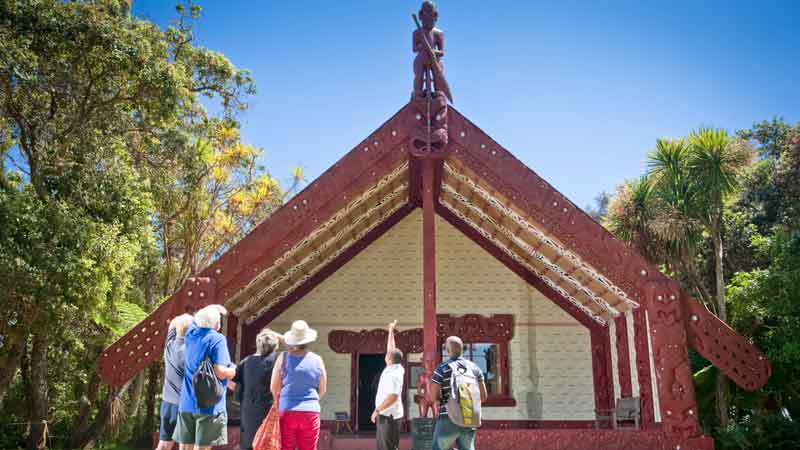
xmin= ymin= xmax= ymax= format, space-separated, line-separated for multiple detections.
xmin=161 ymin=327 xmax=185 ymax=405
xmin=431 ymin=357 xmax=483 ymax=415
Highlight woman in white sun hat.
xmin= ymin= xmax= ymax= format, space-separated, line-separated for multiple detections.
xmin=270 ymin=320 xmax=327 ymax=450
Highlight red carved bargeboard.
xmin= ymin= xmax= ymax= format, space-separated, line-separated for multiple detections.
xmin=99 ymin=277 xmax=215 ymax=387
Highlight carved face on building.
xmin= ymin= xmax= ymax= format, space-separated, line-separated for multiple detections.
xmin=419 ymin=1 xmax=438 ymax=29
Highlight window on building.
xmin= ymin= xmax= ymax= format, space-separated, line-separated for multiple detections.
xmin=441 ymin=342 xmax=502 ymax=395
xmin=437 ymin=314 xmax=516 ymax=407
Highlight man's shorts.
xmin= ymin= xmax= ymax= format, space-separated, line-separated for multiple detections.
xmin=173 ymin=411 xmax=228 ymax=447
xmin=159 ymin=401 xmax=180 ymax=441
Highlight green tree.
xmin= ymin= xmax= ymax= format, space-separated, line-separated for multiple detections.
xmin=0 ymin=1 xmax=258 ymax=447
xmin=686 ymin=128 xmax=754 ymax=428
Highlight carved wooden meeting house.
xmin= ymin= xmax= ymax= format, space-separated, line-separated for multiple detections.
xmin=98 ymin=3 xmax=771 ymax=450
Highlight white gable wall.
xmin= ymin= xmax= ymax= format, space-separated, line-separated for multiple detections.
xmin=264 ymin=209 xmax=595 ymax=421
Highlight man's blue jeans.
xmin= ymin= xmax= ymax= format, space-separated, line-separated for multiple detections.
xmin=432 ymin=415 xmax=476 ymax=450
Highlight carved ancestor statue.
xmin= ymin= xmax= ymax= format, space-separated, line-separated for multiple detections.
xmin=412 ymin=1 xmax=452 ymax=102
xmin=414 ymin=354 xmax=439 ymax=417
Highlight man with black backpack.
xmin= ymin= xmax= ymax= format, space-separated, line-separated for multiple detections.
xmin=174 ymin=304 xmax=236 ymax=450
xmin=430 ymin=336 xmax=488 ymax=450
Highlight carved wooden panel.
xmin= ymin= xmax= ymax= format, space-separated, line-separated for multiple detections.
xmin=446 ymin=108 xmax=770 ymax=395
xmin=683 ymin=295 xmax=770 ymax=391
xmin=328 ymin=328 xmax=424 ymax=354
xmin=590 ymin=327 xmax=614 ymax=418
xmin=436 ymin=313 xmax=514 ymax=342
xmin=632 ymin=308 xmax=655 ymax=428
xmin=644 ymin=280 xmax=700 ymax=437
xmin=615 ymin=315 xmax=633 ymax=398
xmin=204 ymin=105 xmax=413 ymax=302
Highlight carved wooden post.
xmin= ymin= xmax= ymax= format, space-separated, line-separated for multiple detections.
xmin=421 ymin=157 xmax=439 ymax=408
xmin=643 ymin=278 xmax=701 ymax=437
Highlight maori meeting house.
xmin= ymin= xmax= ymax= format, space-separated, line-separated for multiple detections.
xmin=98 ymin=4 xmax=771 ymax=450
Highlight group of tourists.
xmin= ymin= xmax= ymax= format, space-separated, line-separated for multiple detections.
xmin=154 ymin=304 xmax=487 ymax=450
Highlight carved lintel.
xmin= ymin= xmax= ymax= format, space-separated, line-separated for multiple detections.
xmin=436 ymin=314 xmax=514 ymax=342
xmin=328 ymin=328 xmax=424 ymax=354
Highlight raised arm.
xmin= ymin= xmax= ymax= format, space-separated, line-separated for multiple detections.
xmin=387 ymin=320 xmax=397 ymax=353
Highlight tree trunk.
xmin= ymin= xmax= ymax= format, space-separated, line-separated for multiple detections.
xmin=142 ymin=363 xmax=160 ymax=438
xmin=73 ymin=381 xmax=132 ymax=450
xmin=27 ymin=332 xmax=49 ymax=450
xmin=128 ymin=372 xmax=146 ymax=420
xmin=0 ymin=333 xmax=26 ymax=405
xmin=70 ymin=369 xmax=101 ymax=449
xmin=712 ymin=222 xmax=729 ymax=429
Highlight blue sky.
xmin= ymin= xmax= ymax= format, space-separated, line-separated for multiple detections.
xmin=134 ymin=0 xmax=799 ymax=209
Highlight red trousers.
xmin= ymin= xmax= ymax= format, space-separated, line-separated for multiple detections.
xmin=279 ymin=411 xmax=320 ymax=450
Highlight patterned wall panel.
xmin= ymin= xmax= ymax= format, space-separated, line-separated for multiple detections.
xmin=261 ymin=210 xmax=595 ymax=420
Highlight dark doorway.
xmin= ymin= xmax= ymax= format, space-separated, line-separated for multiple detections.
xmin=357 ymin=353 xmax=385 ymax=431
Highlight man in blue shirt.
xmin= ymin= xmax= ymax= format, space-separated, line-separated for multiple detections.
xmin=174 ymin=305 xmax=236 ymax=450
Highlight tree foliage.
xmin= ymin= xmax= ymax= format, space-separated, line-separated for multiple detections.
xmin=606 ymin=119 xmax=800 ymax=446
xmin=0 ymin=1 xmax=297 ymax=448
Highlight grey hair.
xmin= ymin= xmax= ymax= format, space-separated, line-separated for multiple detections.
xmin=256 ymin=328 xmax=279 ymax=356
xmin=169 ymin=314 xmax=194 ymax=338
xmin=445 ymin=336 xmax=463 ymax=357
xmin=195 ymin=305 xmax=223 ymax=330
xmin=389 ymin=348 xmax=404 ymax=364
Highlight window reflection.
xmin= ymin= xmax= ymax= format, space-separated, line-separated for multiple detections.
xmin=442 ymin=342 xmax=500 ymax=394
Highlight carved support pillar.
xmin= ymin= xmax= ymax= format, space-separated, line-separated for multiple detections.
xmin=422 ymin=158 xmax=439 ymax=378
xmin=590 ymin=327 xmax=614 ymax=425
xmin=632 ymin=308 xmax=655 ymax=428
xmin=644 ymin=279 xmax=701 ymax=437
xmin=615 ymin=314 xmax=633 ymax=398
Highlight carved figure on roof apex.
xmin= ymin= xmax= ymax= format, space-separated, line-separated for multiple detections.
xmin=413 ymin=1 xmax=452 ymax=102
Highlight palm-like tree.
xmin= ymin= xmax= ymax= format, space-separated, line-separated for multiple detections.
xmin=606 ymin=132 xmax=753 ymax=428
xmin=647 ymin=138 xmax=713 ymax=307
xmin=686 ymin=128 xmax=754 ymax=428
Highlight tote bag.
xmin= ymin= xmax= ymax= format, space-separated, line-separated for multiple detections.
xmin=252 ymin=353 xmax=286 ymax=450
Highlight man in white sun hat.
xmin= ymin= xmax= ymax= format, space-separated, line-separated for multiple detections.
xmin=271 ymin=320 xmax=327 ymax=450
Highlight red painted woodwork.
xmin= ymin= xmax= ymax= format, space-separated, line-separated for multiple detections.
xmin=407 ymin=91 xmax=450 ymax=157
xmin=683 ymin=295 xmax=770 ymax=391
xmin=473 ymin=429 xmax=714 ymax=450
xmin=210 ymin=108 xmax=411 ymax=301
xmin=632 ymin=308 xmax=656 ymax=428
xmin=437 ymin=314 xmax=516 ymax=406
xmin=615 ymin=314 xmax=633 ymax=398
xmin=99 ymin=105 xmax=412 ymax=386
xmin=435 ymin=204 xmax=601 ymax=332
xmin=447 ymin=107 xmax=770 ymax=395
xmin=590 ymin=327 xmax=614 ymax=421
xmin=240 ymin=203 xmax=416 ymax=356
xmin=99 ymin=276 xmax=215 ymax=386
xmin=226 ymin=314 xmax=239 ymax=361
xmin=104 ymin=89 xmax=768 ymax=446
xmin=420 ymin=157 xmax=439 ymax=417
xmin=327 ymin=328 xmax=420 ymax=431
xmin=646 ymin=282 xmax=700 ymax=437
xmin=480 ymin=420 xmax=597 ymax=430
xmin=436 ymin=314 xmax=514 ymax=342
xmin=329 ymin=328 xmax=424 ymax=354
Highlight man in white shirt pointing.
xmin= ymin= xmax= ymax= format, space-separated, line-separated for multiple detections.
xmin=372 ymin=320 xmax=405 ymax=450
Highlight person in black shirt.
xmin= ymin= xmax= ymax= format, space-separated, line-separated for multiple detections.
xmin=234 ymin=327 xmax=281 ymax=450
xmin=430 ymin=336 xmax=487 ymax=450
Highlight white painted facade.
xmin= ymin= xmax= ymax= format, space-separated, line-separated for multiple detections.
xmin=265 ymin=209 xmax=596 ymax=421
